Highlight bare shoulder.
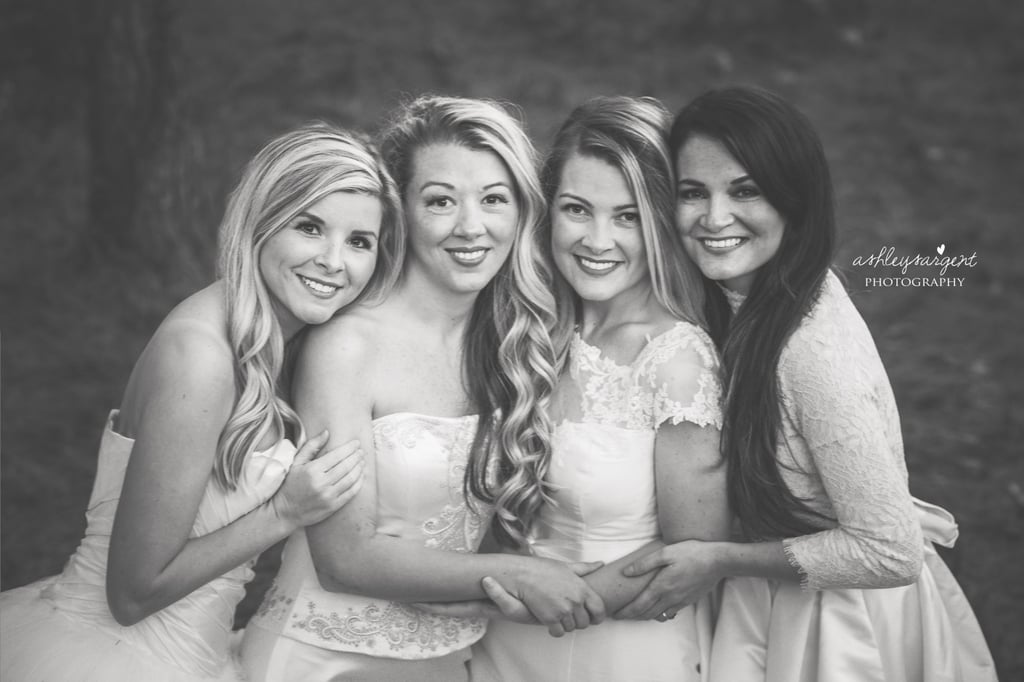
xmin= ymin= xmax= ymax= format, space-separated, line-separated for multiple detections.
xmin=152 ymin=285 xmax=232 ymax=378
xmin=118 ymin=283 xmax=235 ymax=436
xmin=301 ymin=301 xmax=386 ymax=369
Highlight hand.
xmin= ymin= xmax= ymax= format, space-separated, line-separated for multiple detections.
xmin=615 ymin=540 xmax=721 ymax=621
xmin=271 ymin=430 xmax=364 ymax=528
xmin=511 ymin=559 xmax=606 ymax=637
xmin=411 ymin=577 xmax=536 ymax=622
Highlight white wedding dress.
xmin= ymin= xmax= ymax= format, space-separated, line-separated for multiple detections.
xmin=0 ymin=410 xmax=296 ymax=681
xmin=471 ymin=321 xmax=723 ymax=682
xmin=240 ymin=412 xmax=492 ymax=682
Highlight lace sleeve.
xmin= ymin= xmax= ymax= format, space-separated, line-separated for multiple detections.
xmin=638 ymin=324 xmax=723 ymax=430
xmin=779 ymin=310 xmax=924 ymax=591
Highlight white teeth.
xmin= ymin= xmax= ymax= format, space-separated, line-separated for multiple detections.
xmin=702 ymin=237 xmax=743 ymax=249
xmin=579 ymin=257 xmax=617 ymax=271
xmin=450 ymin=249 xmax=487 ymax=263
xmin=300 ymin=276 xmax=338 ymax=294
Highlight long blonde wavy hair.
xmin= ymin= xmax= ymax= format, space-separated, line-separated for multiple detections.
xmin=541 ymin=96 xmax=707 ymax=363
xmin=215 ymin=123 xmax=404 ymax=489
xmin=378 ymin=95 xmax=558 ymax=547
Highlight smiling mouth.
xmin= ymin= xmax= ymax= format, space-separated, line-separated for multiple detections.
xmin=574 ymin=255 xmax=621 ymax=274
xmin=699 ymin=237 xmax=746 ymax=250
xmin=300 ymin=275 xmax=341 ymax=295
xmin=446 ymin=247 xmax=489 ymax=266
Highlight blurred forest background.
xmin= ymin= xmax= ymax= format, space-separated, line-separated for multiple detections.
xmin=1 ymin=0 xmax=1022 ymax=677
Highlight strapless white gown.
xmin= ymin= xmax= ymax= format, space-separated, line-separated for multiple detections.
xmin=0 ymin=410 xmax=296 ymax=681
xmin=240 ymin=412 xmax=491 ymax=682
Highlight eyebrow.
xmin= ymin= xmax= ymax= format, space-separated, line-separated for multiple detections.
xmin=677 ymin=175 xmax=754 ymax=188
xmin=559 ymin=191 xmax=636 ymax=212
xmin=350 ymin=229 xmax=379 ymax=240
xmin=296 ymin=210 xmax=324 ymax=223
xmin=419 ymin=181 xmax=455 ymax=192
xmin=419 ymin=181 xmax=513 ymax=192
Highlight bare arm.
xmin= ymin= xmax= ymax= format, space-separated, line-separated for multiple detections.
xmin=297 ymin=320 xmax=604 ymax=629
xmin=107 ymin=321 xmax=363 ymax=625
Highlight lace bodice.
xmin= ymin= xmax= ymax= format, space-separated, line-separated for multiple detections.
xmin=725 ymin=273 xmax=924 ymax=590
xmin=41 ymin=410 xmax=295 ymax=676
xmin=565 ymin=321 xmax=722 ymax=431
xmin=249 ymin=412 xmax=492 ymax=659
xmin=526 ymin=322 xmax=723 ymax=564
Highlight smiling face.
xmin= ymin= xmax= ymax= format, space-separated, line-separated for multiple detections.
xmin=403 ymin=143 xmax=518 ymax=297
xmin=259 ymin=190 xmax=383 ymax=338
xmin=551 ymin=153 xmax=650 ymax=306
xmin=675 ymin=134 xmax=786 ymax=295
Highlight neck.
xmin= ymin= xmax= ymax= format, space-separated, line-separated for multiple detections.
xmin=579 ymin=282 xmax=658 ymax=336
xmin=395 ymin=267 xmax=480 ymax=334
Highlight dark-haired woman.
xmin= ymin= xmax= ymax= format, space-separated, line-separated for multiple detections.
xmin=617 ymin=86 xmax=996 ymax=681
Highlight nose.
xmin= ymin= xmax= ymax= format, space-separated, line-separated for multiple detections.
xmin=580 ymin=217 xmax=614 ymax=253
xmin=452 ymin=204 xmax=486 ymax=239
xmin=700 ymin=194 xmax=735 ymax=232
xmin=314 ymin=235 xmax=346 ymax=273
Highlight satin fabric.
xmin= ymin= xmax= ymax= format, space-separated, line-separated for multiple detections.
xmin=707 ymin=500 xmax=998 ymax=682
xmin=0 ymin=410 xmax=295 ymax=681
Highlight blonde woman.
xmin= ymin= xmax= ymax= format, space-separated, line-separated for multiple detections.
xmin=0 ymin=123 xmax=404 ymax=682
xmin=466 ymin=96 xmax=730 ymax=682
xmin=240 ymin=96 xmax=606 ymax=682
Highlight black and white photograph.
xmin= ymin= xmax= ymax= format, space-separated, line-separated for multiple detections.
xmin=1 ymin=1 xmax=1020 ymax=680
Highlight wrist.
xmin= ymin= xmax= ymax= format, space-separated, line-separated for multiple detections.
xmin=267 ymin=497 xmax=300 ymax=535
xmin=704 ymin=541 xmax=736 ymax=579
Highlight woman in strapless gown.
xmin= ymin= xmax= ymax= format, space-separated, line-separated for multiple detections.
xmin=467 ymin=97 xmax=731 ymax=682
xmin=0 ymin=124 xmax=404 ymax=682
xmin=240 ymin=96 xmax=607 ymax=682
xmin=615 ymin=86 xmax=997 ymax=681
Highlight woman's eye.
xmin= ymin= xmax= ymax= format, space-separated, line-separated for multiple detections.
xmin=426 ymin=196 xmax=453 ymax=209
xmin=563 ymin=203 xmax=587 ymax=217
xmin=677 ymin=188 xmax=706 ymax=202
xmin=483 ymin=193 xmax=510 ymax=206
xmin=295 ymin=220 xmax=322 ymax=235
xmin=732 ymin=185 xmax=761 ymax=199
xmin=618 ymin=211 xmax=640 ymax=225
xmin=349 ymin=236 xmax=373 ymax=250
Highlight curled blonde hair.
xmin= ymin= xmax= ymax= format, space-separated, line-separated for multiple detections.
xmin=215 ymin=123 xmax=404 ymax=489
xmin=378 ymin=95 xmax=558 ymax=547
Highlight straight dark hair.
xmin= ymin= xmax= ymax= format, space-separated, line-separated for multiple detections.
xmin=669 ymin=86 xmax=836 ymax=539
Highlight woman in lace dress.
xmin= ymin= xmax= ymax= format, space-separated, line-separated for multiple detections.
xmin=614 ymin=86 xmax=998 ymax=681
xmin=239 ymin=96 xmax=607 ymax=682
xmin=450 ymin=96 xmax=730 ymax=682
xmin=0 ymin=124 xmax=404 ymax=681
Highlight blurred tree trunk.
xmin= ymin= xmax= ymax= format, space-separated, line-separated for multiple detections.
xmin=85 ymin=0 xmax=174 ymax=260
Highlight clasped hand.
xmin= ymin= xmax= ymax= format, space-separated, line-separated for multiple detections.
xmin=271 ymin=430 xmax=365 ymax=528
xmin=615 ymin=540 xmax=722 ymax=621
xmin=415 ymin=559 xmax=605 ymax=638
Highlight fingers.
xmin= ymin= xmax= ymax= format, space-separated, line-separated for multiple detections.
xmin=324 ymin=447 xmax=365 ymax=487
xmin=316 ymin=439 xmax=363 ymax=473
xmin=571 ymin=604 xmax=590 ymax=630
xmin=621 ymin=549 xmax=667 ymax=577
xmin=584 ymin=588 xmax=606 ymax=625
xmin=292 ymin=429 xmax=329 ymax=465
xmin=482 ymin=578 xmax=521 ymax=615
xmin=546 ymin=622 xmax=566 ymax=638
xmin=642 ymin=598 xmax=677 ymax=622
xmin=615 ymin=589 xmax=658 ymax=620
xmin=569 ymin=560 xmax=604 ymax=577
xmin=331 ymin=473 xmax=364 ymax=509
